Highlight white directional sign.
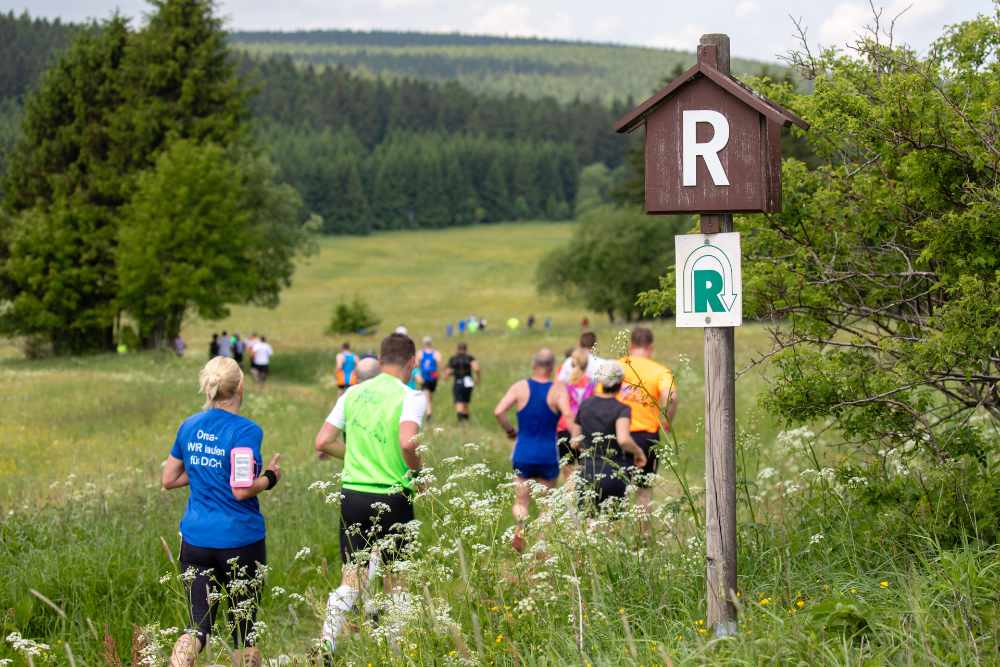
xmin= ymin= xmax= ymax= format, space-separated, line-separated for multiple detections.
xmin=675 ymin=232 xmax=742 ymax=328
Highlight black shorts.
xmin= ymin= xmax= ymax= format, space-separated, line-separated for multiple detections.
xmin=452 ymin=382 xmax=473 ymax=404
xmin=630 ymin=431 xmax=660 ymax=486
xmin=578 ymin=464 xmax=628 ymax=515
xmin=557 ymin=430 xmax=578 ymax=465
xmin=339 ymin=489 xmax=415 ymax=566
xmin=422 ymin=378 xmax=438 ymax=393
xmin=252 ymin=363 xmax=269 ymax=378
xmin=180 ymin=539 xmax=266 ymax=646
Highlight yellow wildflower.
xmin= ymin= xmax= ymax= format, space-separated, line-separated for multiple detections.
xmin=880 ymin=580 xmax=889 ymax=589
xmin=758 ymin=597 xmax=770 ymax=606
xmin=796 ymin=599 xmax=805 ymax=609
xmin=495 ymin=634 xmax=504 ymax=644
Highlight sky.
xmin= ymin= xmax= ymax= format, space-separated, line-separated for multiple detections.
xmin=14 ymin=0 xmax=991 ymax=62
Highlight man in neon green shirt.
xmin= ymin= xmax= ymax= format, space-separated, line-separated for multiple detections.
xmin=313 ymin=333 xmax=427 ymax=656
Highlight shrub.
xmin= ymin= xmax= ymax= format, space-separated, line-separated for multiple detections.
xmin=326 ymin=296 xmax=380 ymax=335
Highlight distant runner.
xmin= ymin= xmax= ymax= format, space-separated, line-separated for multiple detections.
xmin=557 ymin=331 xmax=605 ymax=383
xmin=443 ymin=342 xmax=480 ymax=422
xmin=217 ymin=330 xmax=231 ymax=358
xmin=493 ymin=349 xmax=573 ymax=552
xmin=251 ymin=336 xmax=273 ymax=383
xmin=336 ymin=342 xmax=358 ymax=396
xmin=574 ymin=361 xmax=646 ymax=514
xmin=618 ymin=327 xmax=678 ymax=516
xmin=418 ymin=337 xmax=442 ymax=421
xmin=313 ymin=333 xmax=427 ymax=658
xmin=556 ymin=348 xmax=595 ymax=480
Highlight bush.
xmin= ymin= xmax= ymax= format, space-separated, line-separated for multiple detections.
xmin=326 ymin=296 xmax=380 ymax=335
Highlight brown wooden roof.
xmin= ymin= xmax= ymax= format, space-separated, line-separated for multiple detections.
xmin=614 ymin=60 xmax=809 ymax=134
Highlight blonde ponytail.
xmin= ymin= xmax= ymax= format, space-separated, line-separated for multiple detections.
xmin=569 ymin=347 xmax=589 ymax=384
xmin=199 ymin=356 xmax=244 ymax=408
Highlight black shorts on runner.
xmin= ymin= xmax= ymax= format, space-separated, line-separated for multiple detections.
xmin=452 ymin=382 xmax=473 ymax=404
xmin=422 ymin=378 xmax=438 ymax=393
xmin=577 ymin=464 xmax=628 ymax=515
xmin=339 ymin=488 xmax=415 ymax=566
xmin=252 ymin=362 xmax=269 ymax=379
xmin=630 ymin=430 xmax=660 ymax=486
xmin=557 ymin=430 xmax=578 ymax=465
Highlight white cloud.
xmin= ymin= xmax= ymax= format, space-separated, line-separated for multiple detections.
xmin=819 ymin=0 xmax=949 ymax=49
xmin=471 ymin=3 xmax=571 ymax=39
xmin=648 ymin=23 xmax=706 ymax=51
xmin=734 ymin=1 xmax=759 ymax=18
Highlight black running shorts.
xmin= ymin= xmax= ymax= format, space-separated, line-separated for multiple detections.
xmin=339 ymin=488 xmax=415 ymax=566
xmin=629 ymin=430 xmax=660 ymax=486
xmin=452 ymin=382 xmax=473 ymax=404
xmin=422 ymin=378 xmax=438 ymax=393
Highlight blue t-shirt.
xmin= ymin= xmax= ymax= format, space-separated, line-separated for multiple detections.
xmin=170 ymin=409 xmax=266 ymax=549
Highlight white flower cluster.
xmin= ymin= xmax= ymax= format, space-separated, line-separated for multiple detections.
xmin=5 ymin=631 xmax=50 ymax=656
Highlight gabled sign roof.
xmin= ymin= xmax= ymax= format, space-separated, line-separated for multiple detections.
xmin=614 ymin=45 xmax=809 ymax=134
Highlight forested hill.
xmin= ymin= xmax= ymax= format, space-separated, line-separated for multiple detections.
xmin=229 ymin=29 xmax=781 ymax=104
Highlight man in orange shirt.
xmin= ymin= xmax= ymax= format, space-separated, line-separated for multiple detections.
xmin=618 ymin=327 xmax=678 ymax=514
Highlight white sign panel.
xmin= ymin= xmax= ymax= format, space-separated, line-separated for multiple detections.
xmin=675 ymin=232 xmax=742 ymax=328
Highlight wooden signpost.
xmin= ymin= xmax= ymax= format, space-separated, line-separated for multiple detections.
xmin=614 ymin=33 xmax=807 ymax=636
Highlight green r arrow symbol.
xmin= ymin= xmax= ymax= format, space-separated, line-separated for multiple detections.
xmin=682 ymin=240 xmax=739 ymax=314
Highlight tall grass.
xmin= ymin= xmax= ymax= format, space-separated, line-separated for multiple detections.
xmin=1 ymin=227 xmax=996 ymax=663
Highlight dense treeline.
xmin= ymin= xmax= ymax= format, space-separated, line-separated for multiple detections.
xmin=0 ymin=0 xmax=307 ymax=353
xmin=0 ymin=11 xmax=79 ymax=99
xmin=264 ymin=125 xmax=578 ymax=234
xmin=230 ymin=29 xmax=607 ymax=48
xmin=239 ymin=55 xmax=629 ymax=169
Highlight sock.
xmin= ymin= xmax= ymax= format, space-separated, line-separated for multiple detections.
xmin=321 ymin=585 xmax=360 ymax=646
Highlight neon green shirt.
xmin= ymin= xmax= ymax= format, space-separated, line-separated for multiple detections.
xmin=331 ymin=373 xmax=426 ymax=494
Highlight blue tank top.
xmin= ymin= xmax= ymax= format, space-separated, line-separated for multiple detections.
xmin=342 ymin=352 xmax=357 ymax=384
xmin=514 ymin=379 xmax=560 ymax=464
xmin=420 ymin=349 xmax=438 ymax=379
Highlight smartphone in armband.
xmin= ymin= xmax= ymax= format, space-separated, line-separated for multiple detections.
xmin=230 ymin=447 xmax=256 ymax=488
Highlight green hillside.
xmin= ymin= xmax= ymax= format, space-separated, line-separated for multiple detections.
xmin=230 ymin=30 xmax=785 ymax=104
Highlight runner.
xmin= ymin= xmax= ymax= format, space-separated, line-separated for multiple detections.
xmin=335 ymin=342 xmax=358 ymax=396
xmin=354 ymin=356 xmax=380 ymax=382
xmin=574 ymin=361 xmax=646 ymax=515
xmin=617 ymin=327 xmax=678 ymax=516
xmin=233 ymin=333 xmax=245 ymax=366
xmin=218 ymin=330 xmax=231 ymax=358
xmin=557 ymin=331 xmax=605 ymax=383
xmin=312 ymin=333 xmax=427 ymax=657
xmin=209 ymin=333 xmax=219 ymax=359
xmin=556 ymin=348 xmax=595 ymax=480
xmin=493 ymin=349 xmax=573 ymax=552
xmin=418 ymin=337 xmax=442 ymax=421
xmin=443 ymin=342 xmax=480 ymax=422
xmin=251 ymin=336 xmax=273 ymax=383
xmin=161 ymin=356 xmax=281 ymax=667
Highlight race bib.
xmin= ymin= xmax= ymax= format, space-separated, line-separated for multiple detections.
xmin=462 ymin=376 xmax=475 ymax=389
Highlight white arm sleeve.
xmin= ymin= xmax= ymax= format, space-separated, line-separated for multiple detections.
xmin=326 ymin=393 xmax=348 ymax=429
xmin=400 ymin=389 xmax=428 ymax=426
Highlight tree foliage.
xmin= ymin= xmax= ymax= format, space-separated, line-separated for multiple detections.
xmin=0 ymin=1 xmax=305 ymax=353
xmin=642 ymin=9 xmax=1000 ymax=460
xmin=537 ymin=205 xmax=687 ymax=321
xmin=118 ymin=140 xmax=304 ymax=346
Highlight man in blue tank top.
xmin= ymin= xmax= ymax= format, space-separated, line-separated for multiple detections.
xmin=336 ymin=342 xmax=357 ymax=397
xmin=494 ymin=348 xmax=575 ymax=552
xmin=419 ymin=337 xmax=442 ymax=421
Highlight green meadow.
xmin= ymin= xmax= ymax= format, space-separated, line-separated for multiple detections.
xmin=1 ymin=223 xmax=994 ymax=664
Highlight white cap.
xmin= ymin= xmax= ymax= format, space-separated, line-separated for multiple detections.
xmin=594 ymin=360 xmax=625 ymax=387
xmin=394 ymin=325 xmax=408 ymax=335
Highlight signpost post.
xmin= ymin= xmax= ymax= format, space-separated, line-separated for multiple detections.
xmin=614 ymin=32 xmax=807 ymax=637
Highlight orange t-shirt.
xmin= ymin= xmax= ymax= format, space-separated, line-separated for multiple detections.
xmin=617 ymin=355 xmax=676 ymax=434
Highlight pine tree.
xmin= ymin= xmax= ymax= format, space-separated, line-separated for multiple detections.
xmin=0 ymin=17 xmax=130 ymax=353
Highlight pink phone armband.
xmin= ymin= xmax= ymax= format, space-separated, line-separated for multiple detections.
xmin=230 ymin=447 xmax=256 ymax=488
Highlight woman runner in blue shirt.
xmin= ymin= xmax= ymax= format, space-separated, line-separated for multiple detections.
xmin=161 ymin=356 xmax=281 ymax=667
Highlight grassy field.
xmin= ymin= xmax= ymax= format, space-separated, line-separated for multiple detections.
xmin=1 ymin=222 xmax=995 ymax=664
